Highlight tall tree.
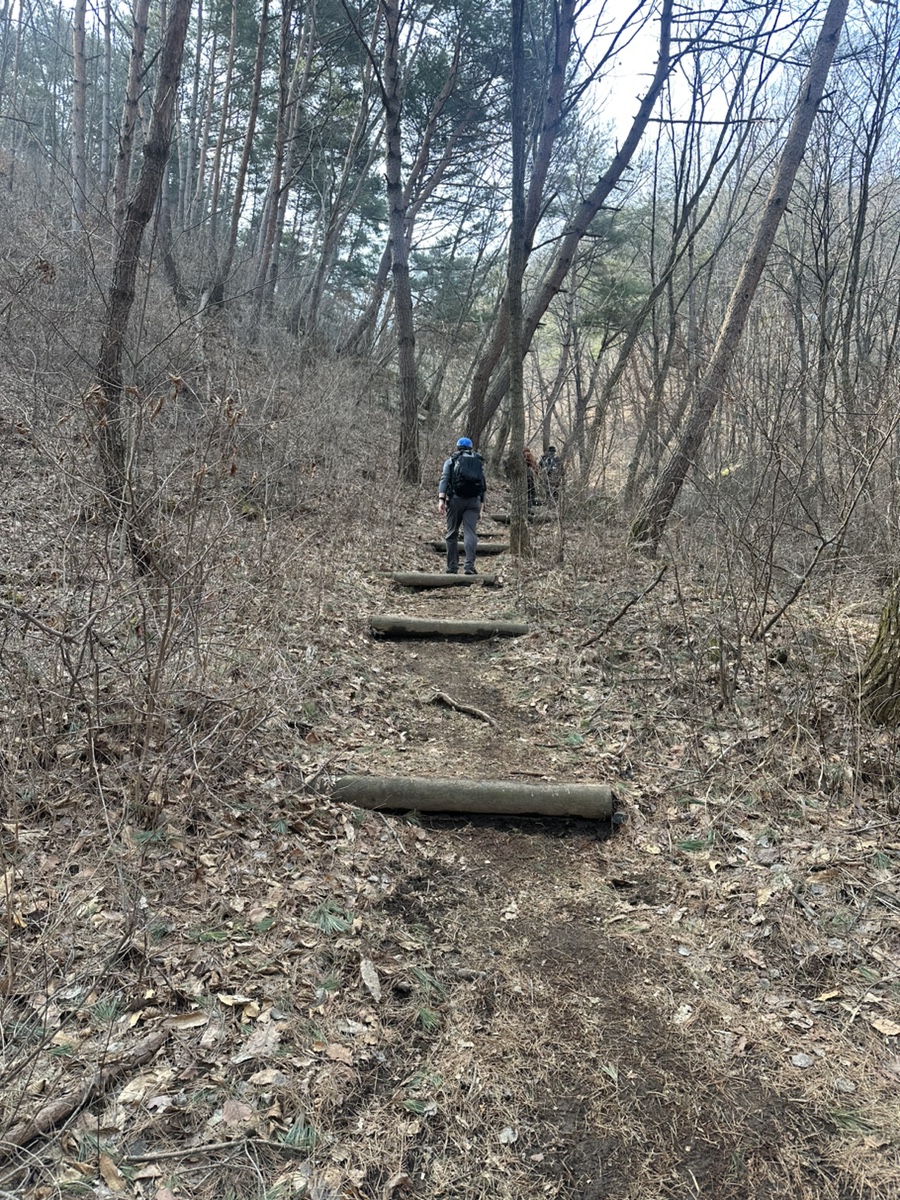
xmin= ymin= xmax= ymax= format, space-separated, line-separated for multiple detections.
xmin=209 ymin=0 xmax=270 ymax=306
xmin=506 ymin=0 xmax=529 ymax=554
xmin=95 ymin=0 xmax=193 ymax=551
xmin=466 ymin=0 xmax=675 ymax=443
xmin=70 ymin=0 xmax=87 ymax=233
xmin=115 ymin=0 xmax=152 ymax=234
xmin=630 ymin=0 xmax=850 ymax=553
xmin=99 ymin=0 xmax=113 ymax=198
xmin=252 ymin=0 xmax=296 ymax=330
xmin=466 ymin=0 xmax=579 ymax=444
xmin=382 ymin=0 xmax=419 ymax=482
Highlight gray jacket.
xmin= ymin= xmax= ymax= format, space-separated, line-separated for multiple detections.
xmin=439 ymin=452 xmax=485 ymax=502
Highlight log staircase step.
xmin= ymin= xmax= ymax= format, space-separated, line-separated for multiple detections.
xmin=428 ymin=541 xmax=508 ymax=554
xmin=333 ymin=775 xmax=614 ymax=819
xmin=370 ymin=615 xmax=527 ymax=639
xmin=490 ymin=512 xmax=555 ymax=525
xmin=391 ymin=572 xmax=498 ymax=588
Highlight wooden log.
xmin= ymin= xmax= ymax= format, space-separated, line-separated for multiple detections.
xmin=332 ymin=775 xmax=614 ymax=819
xmin=489 ymin=511 xmax=555 ymax=525
xmin=370 ymin=615 xmax=528 ymax=638
xmin=392 ymin=572 xmax=498 ymax=588
xmin=428 ymin=541 xmax=508 ymax=554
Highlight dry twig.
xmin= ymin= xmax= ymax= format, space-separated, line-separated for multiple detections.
xmin=0 ymin=1029 xmax=168 ymax=1161
xmin=428 ymin=690 xmax=497 ymax=726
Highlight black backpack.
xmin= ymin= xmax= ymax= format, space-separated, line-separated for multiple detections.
xmin=450 ymin=450 xmax=485 ymax=498
xmin=541 ymin=452 xmax=562 ymax=481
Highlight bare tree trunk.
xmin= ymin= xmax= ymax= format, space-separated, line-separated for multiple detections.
xmin=159 ymin=190 xmax=189 ymax=308
xmin=95 ymin=0 xmax=192 ymax=552
xmin=70 ymin=0 xmax=87 ymax=235
xmin=207 ymin=0 xmax=236 ymax=257
xmin=189 ymin=24 xmax=216 ymax=230
xmin=506 ymin=0 xmax=528 ymax=556
xmin=114 ymin=0 xmax=152 ymax=235
xmin=466 ymin=0 xmax=577 ymax=443
xmin=180 ymin=0 xmax=202 ymax=228
xmin=339 ymin=30 xmax=483 ymax=356
xmin=468 ymin=0 xmax=674 ymax=442
xmin=630 ymin=0 xmax=850 ymax=553
xmin=382 ymin=0 xmax=419 ymax=483
xmin=0 ymin=0 xmax=14 ymax=120
xmin=264 ymin=3 xmax=316 ymax=312
xmin=251 ymin=0 xmax=294 ymax=332
xmin=211 ymin=0 xmax=270 ymax=304
xmin=862 ymin=582 xmax=900 ymax=725
xmin=99 ymin=0 xmax=112 ymax=199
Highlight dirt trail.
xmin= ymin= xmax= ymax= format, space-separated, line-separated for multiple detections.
xmin=347 ymin=521 xmax=594 ymax=785
xmin=3 ymin=458 xmax=897 ymax=1200
xmin=313 ymin=516 xmax=897 ymax=1200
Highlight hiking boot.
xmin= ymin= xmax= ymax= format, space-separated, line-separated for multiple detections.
xmin=445 ymin=568 xmax=458 ymax=574
xmin=464 ymin=568 xmax=477 ymax=575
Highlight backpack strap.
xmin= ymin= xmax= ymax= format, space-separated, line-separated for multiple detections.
xmin=447 ymin=450 xmax=460 ymax=497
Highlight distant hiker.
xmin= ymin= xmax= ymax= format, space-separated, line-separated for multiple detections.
xmin=438 ymin=437 xmax=486 ymax=574
xmin=539 ymin=445 xmax=564 ymax=502
xmin=524 ymin=447 xmax=539 ymax=510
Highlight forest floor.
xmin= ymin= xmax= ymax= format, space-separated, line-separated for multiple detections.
xmin=2 ymin=432 xmax=900 ymax=1200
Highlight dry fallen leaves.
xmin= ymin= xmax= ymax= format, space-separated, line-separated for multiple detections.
xmin=360 ymin=956 xmax=381 ymax=1002
xmin=868 ymin=1016 xmax=900 ymax=1037
xmin=99 ymin=1151 xmax=126 ymax=1192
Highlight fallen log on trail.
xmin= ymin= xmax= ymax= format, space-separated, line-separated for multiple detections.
xmin=391 ymin=572 xmax=498 ymax=588
xmin=332 ymin=775 xmax=614 ymax=819
xmin=370 ymin=615 xmax=528 ymax=638
xmin=428 ymin=541 xmax=508 ymax=554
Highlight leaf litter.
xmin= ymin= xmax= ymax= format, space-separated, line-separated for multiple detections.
xmin=0 ymin=437 xmax=898 ymax=1198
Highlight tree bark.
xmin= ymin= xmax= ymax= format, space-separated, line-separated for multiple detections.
xmin=212 ymin=0 xmax=270 ymax=304
xmin=506 ymin=0 xmax=529 ymax=557
xmin=206 ymin=0 xmax=236 ymax=255
xmin=99 ymin=0 xmax=112 ymax=198
xmin=180 ymin=0 xmax=203 ymax=227
xmin=70 ymin=0 xmax=87 ymax=234
xmin=861 ymin=581 xmax=900 ymax=725
xmin=466 ymin=0 xmax=577 ymax=442
xmin=630 ymin=0 xmax=850 ymax=553
xmin=96 ymin=0 xmax=192 ymax=536
xmin=333 ymin=775 xmax=614 ymax=819
xmin=467 ymin=0 xmax=673 ymax=442
xmin=428 ymin=540 xmax=507 ymax=554
xmin=251 ymin=0 xmax=294 ymax=333
xmin=114 ymin=0 xmax=151 ymax=236
xmin=382 ymin=0 xmax=419 ymax=483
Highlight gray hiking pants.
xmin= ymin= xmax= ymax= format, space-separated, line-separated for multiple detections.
xmin=445 ymin=495 xmax=481 ymax=572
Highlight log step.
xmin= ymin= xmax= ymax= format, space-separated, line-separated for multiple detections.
xmin=391 ymin=572 xmax=498 ymax=588
xmin=370 ymin=615 xmax=528 ymax=639
xmin=490 ymin=512 xmax=555 ymax=525
xmin=333 ymin=775 xmax=614 ymax=819
xmin=428 ymin=541 xmax=508 ymax=554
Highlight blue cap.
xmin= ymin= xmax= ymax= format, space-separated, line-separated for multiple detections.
xmin=457 ymin=437 xmax=473 ymax=448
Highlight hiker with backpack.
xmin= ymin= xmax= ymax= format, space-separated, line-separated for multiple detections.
xmin=438 ymin=437 xmax=486 ymax=574
xmin=539 ymin=445 xmax=564 ymax=502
